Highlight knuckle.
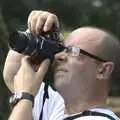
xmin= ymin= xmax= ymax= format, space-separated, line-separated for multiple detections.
xmin=32 ymin=16 xmax=37 ymax=22
xmin=30 ymin=15 xmax=37 ymax=24
xmin=31 ymin=10 xmax=38 ymax=14
xmin=41 ymin=11 xmax=51 ymax=18
xmin=50 ymin=14 xmax=57 ymax=19
xmin=29 ymin=10 xmax=40 ymax=19
xmin=28 ymin=10 xmax=36 ymax=18
xmin=37 ymin=10 xmax=43 ymax=13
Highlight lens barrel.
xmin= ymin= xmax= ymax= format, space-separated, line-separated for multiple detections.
xmin=9 ymin=31 xmax=65 ymax=60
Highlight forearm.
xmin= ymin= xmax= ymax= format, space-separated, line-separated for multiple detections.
xmin=8 ymin=99 xmax=33 ymax=120
xmin=3 ymin=50 xmax=23 ymax=92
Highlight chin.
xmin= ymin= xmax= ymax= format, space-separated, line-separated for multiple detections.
xmin=54 ymin=75 xmax=65 ymax=90
xmin=55 ymin=78 xmax=70 ymax=96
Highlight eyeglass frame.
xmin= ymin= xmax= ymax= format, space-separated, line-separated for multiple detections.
xmin=64 ymin=46 xmax=107 ymax=62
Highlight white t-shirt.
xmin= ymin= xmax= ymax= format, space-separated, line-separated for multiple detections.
xmin=33 ymin=83 xmax=119 ymax=120
xmin=64 ymin=108 xmax=120 ymax=120
xmin=33 ymin=82 xmax=64 ymax=120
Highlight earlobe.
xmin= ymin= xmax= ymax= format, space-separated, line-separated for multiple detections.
xmin=96 ymin=62 xmax=114 ymax=80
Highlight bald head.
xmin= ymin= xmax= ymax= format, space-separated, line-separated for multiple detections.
xmin=65 ymin=27 xmax=108 ymax=54
xmin=70 ymin=26 xmax=107 ymax=40
xmin=66 ymin=26 xmax=120 ymax=80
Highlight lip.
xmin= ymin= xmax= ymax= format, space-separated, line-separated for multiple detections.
xmin=55 ymin=67 xmax=68 ymax=72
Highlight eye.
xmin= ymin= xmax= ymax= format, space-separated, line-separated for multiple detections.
xmin=71 ymin=47 xmax=80 ymax=56
xmin=64 ymin=47 xmax=72 ymax=53
xmin=65 ymin=47 xmax=80 ymax=56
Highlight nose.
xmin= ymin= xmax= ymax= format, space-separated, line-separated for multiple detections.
xmin=54 ymin=51 xmax=68 ymax=62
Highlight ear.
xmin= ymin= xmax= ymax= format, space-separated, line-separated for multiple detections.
xmin=96 ymin=62 xmax=114 ymax=80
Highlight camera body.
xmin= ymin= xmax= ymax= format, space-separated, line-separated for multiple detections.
xmin=9 ymin=29 xmax=65 ymax=61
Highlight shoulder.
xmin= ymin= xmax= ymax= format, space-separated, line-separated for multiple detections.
xmin=64 ymin=108 xmax=120 ymax=120
xmin=65 ymin=115 xmax=119 ymax=120
xmin=89 ymin=108 xmax=120 ymax=120
xmin=75 ymin=116 xmax=114 ymax=120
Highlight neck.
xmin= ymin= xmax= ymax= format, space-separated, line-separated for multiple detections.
xmin=64 ymin=99 xmax=106 ymax=115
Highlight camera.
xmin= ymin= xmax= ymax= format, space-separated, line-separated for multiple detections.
xmin=9 ymin=28 xmax=65 ymax=61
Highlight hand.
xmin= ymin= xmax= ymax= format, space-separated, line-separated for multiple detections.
xmin=14 ymin=56 xmax=50 ymax=96
xmin=3 ymin=10 xmax=58 ymax=92
xmin=27 ymin=10 xmax=59 ymax=35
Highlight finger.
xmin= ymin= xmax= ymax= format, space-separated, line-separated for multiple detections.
xmin=44 ymin=14 xmax=58 ymax=32
xmin=28 ymin=10 xmax=43 ymax=33
xmin=35 ymin=11 xmax=51 ymax=34
xmin=32 ymin=12 xmax=48 ymax=34
xmin=30 ymin=14 xmax=38 ymax=34
xmin=36 ymin=59 xmax=50 ymax=80
xmin=35 ymin=14 xmax=47 ymax=35
xmin=27 ymin=10 xmax=37 ymax=32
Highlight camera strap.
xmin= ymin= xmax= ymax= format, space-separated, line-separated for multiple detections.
xmin=63 ymin=110 xmax=116 ymax=120
xmin=39 ymin=83 xmax=49 ymax=120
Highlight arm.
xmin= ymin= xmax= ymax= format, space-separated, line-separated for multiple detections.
xmin=3 ymin=50 xmax=23 ymax=92
xmin=8 ymin=100 xmax=33 ymax=120
xmin=8 ymin=57 xmax=50 ymax=120
xmin=3 ymin=10 xmax=59 ymax=92
xmin=6 ymin=10 xmax=59 ymax=120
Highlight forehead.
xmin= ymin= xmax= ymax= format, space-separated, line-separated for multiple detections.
xmin=64 ymin=28 xmax=106 ymax=52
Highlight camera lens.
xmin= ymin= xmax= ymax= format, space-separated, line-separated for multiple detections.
xmin=9 ymin=31 xmax=28 ymax=52
xmin=9 ymin=31 xmax=65 ymax=61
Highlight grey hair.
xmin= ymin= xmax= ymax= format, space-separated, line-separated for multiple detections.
xmin=97 ymin=29 xmax=120 ymax=81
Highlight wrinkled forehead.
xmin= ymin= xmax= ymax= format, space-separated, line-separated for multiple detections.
xmin=64 ymin=27 xmax=106 ymax=52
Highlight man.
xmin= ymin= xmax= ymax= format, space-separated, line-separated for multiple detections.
xmin=4 ymin=11 xmax=64 ymax=120
xmin=53 ymin=27 xmax=120 ymax=120
xmin=4 ymin=10 xmax=120 ymax=120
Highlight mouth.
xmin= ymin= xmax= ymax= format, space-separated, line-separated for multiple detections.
xmin=55 ymin=67 xmax=68 ymax=73
xmin=52 ymin=61 xmax=68 ymax=73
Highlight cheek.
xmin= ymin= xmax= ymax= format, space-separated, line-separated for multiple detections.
xmin=68 ymin=59 xmax=85 ymax=77
xmin=68 ymin=59 xmax=96 ymax=80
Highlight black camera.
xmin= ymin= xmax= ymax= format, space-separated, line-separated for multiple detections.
xmin=9 ymin=28 xmax=65 ymax=61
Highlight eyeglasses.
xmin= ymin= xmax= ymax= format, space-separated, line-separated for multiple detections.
xmin=64 ymin=46 xmax=107 ymax=62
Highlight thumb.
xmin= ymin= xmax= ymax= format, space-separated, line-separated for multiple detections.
xmin=36 ymin=59 xmax=50 ymax=80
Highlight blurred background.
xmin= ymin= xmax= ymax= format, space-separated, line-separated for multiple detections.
xmin=0 ymin=0 xmax=120 ymax=119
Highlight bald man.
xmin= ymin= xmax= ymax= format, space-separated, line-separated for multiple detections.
xmin=4 ymin=10 xmax=120 ymax=120
xmin=54 ymin=27 xmax=120 ymax=119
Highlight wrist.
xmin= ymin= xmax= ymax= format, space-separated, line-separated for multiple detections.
xmin=9 ymin=92 xmax=34 ymax=108
xmin=14 ymin=90 xmax=35 ymax=96
xmin=13 ymin=91 xmax=35 ymax=97
xmin=17 ymin=99 xmax=33 ymax=107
